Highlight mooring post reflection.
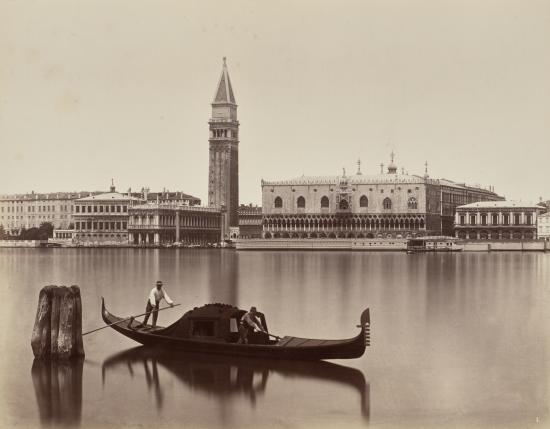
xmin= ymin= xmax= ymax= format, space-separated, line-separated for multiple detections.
xmin=31 ymin=358 xmax=84 ymax=427
xmin=102 ymin=347 xmax=370 ymax=421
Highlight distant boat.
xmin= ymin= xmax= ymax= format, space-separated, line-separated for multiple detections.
xmin=101 ymin=299 xmax=371 ymax=360
xmin=407 ymin=236 xmax=464 ymax=252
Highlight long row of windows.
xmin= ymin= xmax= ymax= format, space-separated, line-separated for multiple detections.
xmin=1 ymin=205 xmax=71 ymax=213
xmin=459 ymin=213 xmax=533 ymax=226
xmin=76 ymin=205 xmax=127 ymax=213
xmin=274 ymin=196 xmax=418 ymax=210
xmin=75 ymin=221 xmax=127 ymax=231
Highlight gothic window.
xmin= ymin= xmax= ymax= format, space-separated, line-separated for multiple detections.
xmin=359 ymin=195 xmax=368 ymax=208
xmin=339 ymin=200 xmax=349 ymax=210
xmin=274 ymin=197 xmax=283 ymax=208
xmin=321 ymin=196 xmax=329 ymax=208
xmin=407 ymin=197 xmax=417 ymax=209
xmin=297 ymin=196 xmax=305 ymax=208
xmin=383 ymin=198 xmax=392 ymax=210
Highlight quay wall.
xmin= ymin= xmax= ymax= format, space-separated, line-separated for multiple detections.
xmin=0 ymin=240 xmax=43 ymax=248
xmin=462 ymin=240 xmax=547 ymax=252
xmin=237 ymin=238 xmax=549 ymax=252
xmin=237 ymin=238 xmax=408 ymax=251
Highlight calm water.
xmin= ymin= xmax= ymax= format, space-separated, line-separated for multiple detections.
xmin=0 ymin=249 xmax=548 ymax=429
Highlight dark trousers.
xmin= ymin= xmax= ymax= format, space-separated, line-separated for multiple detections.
xmin=237 ymin=324 xmax=253 ymax=344
xmin=143 ymin=302 xmax=159 ymax=327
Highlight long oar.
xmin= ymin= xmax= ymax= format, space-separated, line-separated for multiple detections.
xmin=82 ymin=303 xmax=181 ymax=336
xmin=264 ymin=332 xmax=282 ymax=340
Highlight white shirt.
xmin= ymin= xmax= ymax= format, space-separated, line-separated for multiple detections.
xmin=242 ymin=312 xmax=262 ymax=331
xmin=148 ymin=287 xmax=173 ymax=306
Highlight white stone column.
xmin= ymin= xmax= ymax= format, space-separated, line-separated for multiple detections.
xmin=154 ymin=233 xmax=159 ymax=244
xmin=175 ymin=211 xmax=180 ymax=242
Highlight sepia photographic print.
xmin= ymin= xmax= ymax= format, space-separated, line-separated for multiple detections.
xmin=1 ymin=1 xmax=549 ymax=429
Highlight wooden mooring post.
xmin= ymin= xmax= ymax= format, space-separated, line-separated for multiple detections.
xmin=31 ymin=285 xmax=85 ymax=359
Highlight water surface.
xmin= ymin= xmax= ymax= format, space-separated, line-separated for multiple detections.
xmin=0 ymin=249 xmax=548 ymax=429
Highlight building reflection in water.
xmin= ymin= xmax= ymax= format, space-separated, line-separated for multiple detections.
xmin=102 ymin=347 xmax=370 ymax=421
xmin=31 ymin=358 xmax=84 ymax=427
xmin=207 ymin=250 xmax=239 ymax=305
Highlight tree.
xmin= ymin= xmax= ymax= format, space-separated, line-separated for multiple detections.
xmin=38 ymin=222 xmax=54 ymax=240
xmin=21 ymin=227 xmax=39 ymax=240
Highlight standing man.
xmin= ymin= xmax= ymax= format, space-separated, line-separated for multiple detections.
xmin=141 ymin=280 xmax=174 ymax=328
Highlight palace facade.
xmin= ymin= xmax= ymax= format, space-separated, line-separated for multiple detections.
xmin=127 ymin=203 xmax=223 ymax=246
xmin=71 ymin=183 xmax=202 ymax=245
xmin=455 ymin=201 xmax=544 ymax=240
xmin=72 ymin=185 xmax=142 ymax=245
xmin=261 ymin=156 xmax=503 ymax=239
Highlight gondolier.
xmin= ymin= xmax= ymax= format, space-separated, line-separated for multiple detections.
xmin=138 ymin=280 xmax=174 ymax=328
xmin=237 ymin=306 xmax=265 ymax=344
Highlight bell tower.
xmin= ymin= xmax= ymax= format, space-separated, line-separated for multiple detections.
xmin=208 ymin=58 xmax=239 ymax=238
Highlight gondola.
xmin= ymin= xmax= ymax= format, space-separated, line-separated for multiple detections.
xmin=101 ymin=299 xmax=371 ymax=360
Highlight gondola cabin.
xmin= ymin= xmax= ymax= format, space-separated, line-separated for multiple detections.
xmin=159 ymin=303 xmax=273 ymax=345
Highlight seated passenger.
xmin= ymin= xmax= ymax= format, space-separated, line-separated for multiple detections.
xmin=237 ymin=306 xmax=265 ymax=344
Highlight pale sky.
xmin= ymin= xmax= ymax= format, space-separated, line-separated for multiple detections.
xmin=1 ymin=0 xmax=549 ymax=205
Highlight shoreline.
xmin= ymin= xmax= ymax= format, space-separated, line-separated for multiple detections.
xmin=1 ymin=238 xmax=549 ymax=252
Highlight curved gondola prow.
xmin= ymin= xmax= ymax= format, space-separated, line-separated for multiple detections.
xmin=101 ymin=296 xmax=107 ymax=321
xmin=358 ymin=308 xmax=371 ymax=347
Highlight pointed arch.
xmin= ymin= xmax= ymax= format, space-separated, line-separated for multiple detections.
xmin=359 ymin=195 xmax=368 ymax=208
xmin=274 ymin=196 xmax=283 ymax=208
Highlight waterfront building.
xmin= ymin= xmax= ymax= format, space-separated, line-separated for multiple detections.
xmin=208 ymin=58 xmax=239 ymax=239
xmin=0 ymin=191 xmax=101 ymax=235
xmin=72 ymin=183 xmax=142 ymax=245
xmin=127 ymin=203 xmax=223 ymax=246
xmin=49 ymin=229 xmax=75 ymax=246
xmin=261 ymin=155 xmax=502 ymax=239
xmin=238 ymin=205 xmax=263 ymax=239
xmin=130 ymin=187 xmax=201 ymax=206
xmin=536 ymin=212 xmax=550 ymax=241
xmin=454 ymin=201 xmax=543 ymax=239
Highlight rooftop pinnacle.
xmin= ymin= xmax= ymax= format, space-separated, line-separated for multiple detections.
xmin=213 ymin=57 xmax=236 ymax=105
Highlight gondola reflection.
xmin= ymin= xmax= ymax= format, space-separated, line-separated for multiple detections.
xmin=31 ymin=358 xmax=84 ymax=427
xmin=102 ymin=347 xmax=370 ymax=420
